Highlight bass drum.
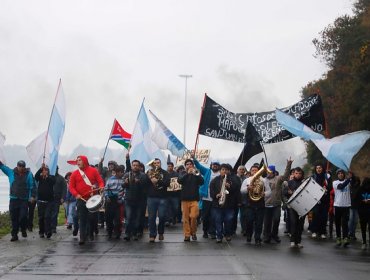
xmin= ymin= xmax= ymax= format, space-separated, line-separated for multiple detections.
xmin=287 ymin=177 xmax=325 ymax=217
xmin=86 ymin=195 xmax=104 ymax=213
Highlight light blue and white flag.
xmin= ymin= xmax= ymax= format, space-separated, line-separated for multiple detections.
xmin=149 ymin=110 xmax=188 ymax=157
xmin=27 ymin=80 xmax=66 ymax=175
xmin=0 ymin=131 xmax=6 ymax=164
xmin=129 ymin=102 xmax=166 ymax=166
xmin=276 ymin=109 xmax=370 ymax=171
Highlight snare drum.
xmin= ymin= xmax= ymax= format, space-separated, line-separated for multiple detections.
xmin=86 ymin=195 xmax=104 ymax=213
xmin=287 ymin=177 xmax=325 ymax=217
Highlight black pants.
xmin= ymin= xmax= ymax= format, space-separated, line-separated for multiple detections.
xmin=125 ymin=201 xmax=141 ymax=237
xmin=263 ymin=206 xmax=281 ymax=240
xmin=201 ymin=200 xmax=215 ymax=235
xmin=77 ymin=199 xmax=97 ymax=241
xmin=105 ymin=199 xmax=122 ymax=237
xmin=37 ymin=201 xmax=53 ymax=235
xmin=27 ymin=201 xmax=36 ymax=230
xmin=311 ymin=203 xmax=329 ymax=235
xmin=9 ymin=199 xmax=28 ymax=237
xmin=358 ymin=207 xmax=370 ymax=244
xmin=245 ymin=206 xmax=265 ymax=241
xmin=334 ymin=207 xmax=350 ymax=239
xmin=289 ymin=208 xmax=305 ymax=244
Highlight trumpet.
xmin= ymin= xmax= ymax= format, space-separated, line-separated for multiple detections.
xmin=188 ymin=167 xmax=200 ymax=176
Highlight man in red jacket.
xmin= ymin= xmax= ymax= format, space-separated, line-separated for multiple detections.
xmin=69 ymin=155 xmax=104 ymax=245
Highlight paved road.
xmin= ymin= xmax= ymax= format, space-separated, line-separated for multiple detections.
xmin=0 ymin=224 xmax=369 ymax=280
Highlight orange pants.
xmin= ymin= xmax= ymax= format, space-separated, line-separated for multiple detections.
xmin=181 ymin=201 xmax=199 ymax=237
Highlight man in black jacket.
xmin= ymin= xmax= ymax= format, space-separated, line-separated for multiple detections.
xmin=177 ymin=159 xmax=204 ymax=241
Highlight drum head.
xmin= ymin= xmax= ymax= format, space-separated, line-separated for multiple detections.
xmin=287 ymin=178 xmax=310 ymax=204
xmin=86 ymin=195 xmax=102 ymax=208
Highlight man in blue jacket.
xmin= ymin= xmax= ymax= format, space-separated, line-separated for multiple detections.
xmin=0 ymin=160 xmax=36 ymax=241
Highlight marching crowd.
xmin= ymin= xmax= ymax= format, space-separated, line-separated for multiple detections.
xmin=0 ymin=154 xmax=369 ymax=250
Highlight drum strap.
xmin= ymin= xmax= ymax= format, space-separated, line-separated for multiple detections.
xmin=78 ymin=169 xmax=93 ymax=189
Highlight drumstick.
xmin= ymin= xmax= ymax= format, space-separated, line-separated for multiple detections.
xmin=79 ymin=197 xmax=87 ymax=202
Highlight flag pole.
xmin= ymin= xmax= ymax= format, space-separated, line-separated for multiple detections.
xmin=129 ymin=98 xmax=145 ymax=157
xmin=102 ymin=119 xmax=116 ymax=161
xmin=42 ymin=79 xmax=62 ymax=165
xmin=261 ymin=141 xmax=269 ymax=167
xmin=316 ymin=89 xmax=331 ymax=171
xmin=194 ymin=93 xmax=207 ymax=155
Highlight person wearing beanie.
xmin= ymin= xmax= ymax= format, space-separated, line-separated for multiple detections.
xmin=0 ymin=160 xmax=36 ymax=242
xmin=332 ymin=169 xmax=352 ymax=247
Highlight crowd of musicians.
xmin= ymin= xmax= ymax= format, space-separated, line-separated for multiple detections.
xmin=0 ymin=155 xmax=369 ymax=250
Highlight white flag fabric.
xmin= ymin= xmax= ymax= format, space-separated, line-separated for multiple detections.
xmin=129 ymin=103 xmax=166 ymax=166
xmin=149 ymin=110 xmax=187 ymax=157
xmin=276 ymin=109 xmax=370 ymax=171
xmin=0 ymin=131 xmax=6 ymax=164
xmin=26 ymin=81 xmax=66 ymax=175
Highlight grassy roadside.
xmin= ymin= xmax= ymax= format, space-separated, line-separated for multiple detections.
xmin=0 ymin=206 xmax=67 ymax=238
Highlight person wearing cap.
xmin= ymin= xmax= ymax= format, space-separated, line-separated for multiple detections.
xmin=191 ymin=152 xmax=219 ymax=239
xmin=177 ymin=159 xmax=204 ymax=241
xmin=35 ymin=164 xmax=56 ymax=239
xmin=263 ymin=158 xmax=293 ymax=244
xmin=332 ymin=169 xmax=352 ymax=247
xmin=69 ymin=155 xmax=104 ymax=245
xmin=0 ymin=160 xmax=36 ymax=242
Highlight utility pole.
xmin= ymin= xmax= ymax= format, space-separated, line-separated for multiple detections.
xmin=179 ymin=74 xmax=192 ymax=146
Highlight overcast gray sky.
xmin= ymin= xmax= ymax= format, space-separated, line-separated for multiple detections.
xmin=0 ymin=0 xmax=355 ymax=167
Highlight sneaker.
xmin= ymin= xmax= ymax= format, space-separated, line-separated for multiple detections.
xmin=321 ymin=234 xmax=327 ymax=239
xmin=290 ymin=242 xmax=296 ymax=248
xmin=123 ymin=236 xmax=130 ymax=241
xmin=216 ymin=239 xmax=222 ymax=243
xmin=10 ymin=235 xmax=18 ymax=242
xmin=21 ymin=231 xmax=27 ymax=238
xmin=46 ymin=232 xmax=52 ymax=239
xmin=158 ymin=234 xmax=164 ymax=241
xmin=149 ymin=237 xmax=155 ymax=243
xmin=225 ymin=236 xmax=231 ymax=242
xmin=39 ymin=233 xmax=45 ymax=238
xmin=72 ymin=229 xmax=78 ymax=236
xmin=133 ymin=235 xmax=139 ymax=241
xmin=297 ymin=243 xmax=304 ymax=248
xmin=210 ymin=234 xmax=216 ymax=239
xmin=192 ymin=235 xmax=197 ymax=241
xmin=78 ymin=240 xmax=85 ymax=245
xmin=255 ymin=239 xmax=262 ymax=246
xmin=311 ymin=233 xmax=317 ymax=238
xmin=336 ymin=238 xmax=342 ymax=247
xmin=361 ymin=243 xmax=367 ymax=250
xmin=203 ymin=233 xmax=208 ymax=238
xmin=184 ymin=237 xmax=190 ymax=242
xmin=67 ymin=224 xmax=72 ymax=230
xmin=342 ymin=238 xmax=349 ymax=247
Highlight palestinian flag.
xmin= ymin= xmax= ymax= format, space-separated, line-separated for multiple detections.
xmin=110 ymin=119 xmax=132 ymax=149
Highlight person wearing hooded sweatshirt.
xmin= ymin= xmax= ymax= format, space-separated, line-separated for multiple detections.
xmin=69 ymin=155 xmax=104 ymax=245
xmin=35 ymin=164 xmax=56 ymax=239
xmin=311 ymin=162 xmax=333 ymax=239
xmin=0 ymin=160 xmax=36 ymax=242
xmin=332 ymin=169 xmax=352 ymax=247
xmin=356 ymin=177 xmax=370 ymax=250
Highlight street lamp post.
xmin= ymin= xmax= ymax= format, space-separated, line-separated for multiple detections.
xmin=179 ymin=74 xmax=192 ymax=146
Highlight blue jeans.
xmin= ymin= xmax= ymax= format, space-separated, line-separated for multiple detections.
xmin=348 ymin=208 xmax=359 ymax=238
xmin=9 ymin=199 xmax=28 ymax=237
xmin=212 ymin=207 xmax=234 ymax=240
xmin=166 ymin=196 xmax=180 ymax=224
xmin=125 ymin=201 xmax=141 ymax=237
xmin=67 ymin=201 xmax=79 ymax=230
xmin=147 ymin=197 xmax=167 ymax=238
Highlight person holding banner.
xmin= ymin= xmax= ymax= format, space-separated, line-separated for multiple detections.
xmin=69 ymin=155 xmax=104 ymax=245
